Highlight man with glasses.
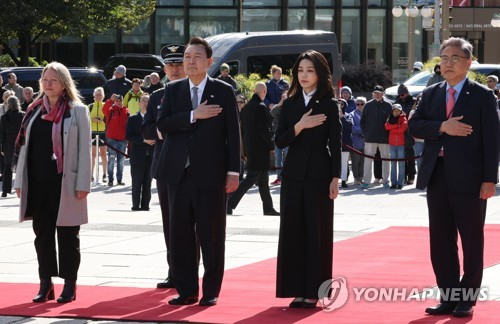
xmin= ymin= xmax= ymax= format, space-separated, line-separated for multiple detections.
xmin=395 ymin=84 xmax=417 ymax=185
xmin=409 ymin=37 xmax=500 ymax=318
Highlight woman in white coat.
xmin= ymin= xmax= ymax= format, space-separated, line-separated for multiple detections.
xmin=13 ymin=62 xmax=91 ymax=303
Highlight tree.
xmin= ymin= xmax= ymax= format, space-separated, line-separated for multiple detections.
xmin=0 ymin=0 xmax=156 ymax=66
xmin=341 ymin=61 xmax=393 ymax=92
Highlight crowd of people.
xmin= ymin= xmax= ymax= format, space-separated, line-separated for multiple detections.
xmin=0 ymin=36 xmax=499 ymax=318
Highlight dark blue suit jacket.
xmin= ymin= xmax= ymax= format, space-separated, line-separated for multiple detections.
xmin=155 ymin=76 xmax=240 ymax=191
xmin=126 ymin=112 xmax=154 ymax=166
xmin=141 ymin=86 xmax=165 ymax=178
xmin=408 ymin=78 xmax=499 ymax=192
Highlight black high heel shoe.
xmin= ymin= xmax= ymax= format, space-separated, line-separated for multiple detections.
xmin=57 ymin=279 xmax=77 ymax=303
xmin=33 ymin=279 xmax=55 ymax=303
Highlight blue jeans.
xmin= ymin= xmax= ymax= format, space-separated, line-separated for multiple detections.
xmin=390 ymin=145 xmax=405 ymax=186
xmin=274 ymin=144 xmax=288 ymax=180
xmin=414 ymin=142 xmax=424 ymax=172
xmin=107 ymin=139 xmax=127 ymax=183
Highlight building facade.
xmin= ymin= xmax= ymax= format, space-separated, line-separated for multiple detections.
xmin=35 ymin=0 xmax=500 ymax=84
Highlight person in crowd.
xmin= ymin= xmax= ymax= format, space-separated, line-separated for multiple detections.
xmin=145 ymin=73 xmax=163 ymax=94
xmin=395 ymin=84 xmax=416 ymax=185
xmin=227 ymin=82 xmax=279 ymax=216
xmin=0 ymin=90 xmax=15 ymax=181
xmin=0 ymin=96 xmax=24 ymax=197
xmin=236 ymin=94 xmax=248 ymax=179
xmin=338 ymin=98 xmax=353 ymax=188
xmin=486 ymin=75 xmax=498 ymax=91
xmin=88 ymin=87 xmax=108 ymax=183
xmin=103 ymin=94 xmax=129 ymax=186
xmin=360 ymin=85 xmax=392 ymax=189
xmin=412 ymin=61 xmax=423 ymax=75
xmin=270 ymin=88 xmax=289 ymax=185
xmin=3 ymin=73 xmax=24 ymax=103
xmin=103 ymin=65 xmax=132 ymax=99
xmin=385 ymin=104 xmax=408 ymax=189
xmin=351 ymin=96 xmax=366 ymax=185
xmin=124 ymin=78 xmax=143 ymax=115
xmin=340 ymin=86 xmax=356 ymax=113
xmin=126 ymin=93 xmax=154 ymax=211
xmin=0 ymin=75 xmax=6 ymax=103
xmin=141 ymin=75 xmax=151 ymax=91
xmin=265 ymin=65 xmax=289 ymax=110
xmin=12 ymin=62 xmax=91 ymax=304
xmin=141 ymin=43 xmax=187 ymax=290
xmin=21 ymin=87 xmax=35 ymax=112
xmin=427 ymin=63 xmax=445 ymax=86
xmin=275 ymin=50 xmax=341 ymax=309
xmin=156 ymin=36 xmax=240 ymax=307
xmin=409 ymin=37 xmax=500 ymax=318
xmin=408 ymin=95 xmax=424 ymax=171
xmin=216 ymin=63 xmax=237 ymax=91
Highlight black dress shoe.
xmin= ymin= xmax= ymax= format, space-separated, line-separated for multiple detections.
xmin=302 ymin=299 xmax=318 ymax=308
xmin=168 ymin=295 xmax=199 ymax=305
xmin=452 ymin=302 xmax=474 ymax=317
xmin=156 ymin=278 xmax=175 ymax=289
xmin=264 ymin=209 xmax=280 ymax=216
xmin=425 ymin=302 xmax=456 ymax=315
xmin=33 ymin=279 xmax=55 ymax=303
xmin=57 ymin=279 xmax=76 ymax=303
xmin=289 ymin=298 xmax=304 ymax=308
xmin=131 ymin=207 xmax=141 ymax=211
xmin=199 ymin=297 xmax=218 ymax=306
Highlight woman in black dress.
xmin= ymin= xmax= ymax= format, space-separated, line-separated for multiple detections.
xmin=275 ymin=50 xmax=342 ymax=308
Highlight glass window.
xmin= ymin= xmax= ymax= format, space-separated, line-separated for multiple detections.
xmin=473 ymin=0 xmax=500 ymax=6
xmin=289 ymin=0 xmax=309 ymax=5
xmin=315 ymin=9 xmax=335 ymax=31
xmin=367 ymin=9 xmax=386 ymax=63
xmin=341 ymin=9 xmax=361 ymax=64
xmin=317 ymin=0 xmax=336 ymax=5
xmin=288 ymin=9 xmax=308 ymax=30
xmin=157 ymin=0 xmax=183 ymax=5
xmin=243 ymin=0 xmax=281 ymax=5
xmin=123 ymin=20 xmax=150 ymax=44
xmin=242 ymin=9 xmax=281 ymax=31
xmin=342 ymin=0 xmax=360 ymax=6
xmin=155 ymin=8 xmax=184 ymax=53
xmin=190 ymin=0 xmax=237 ymax=5
xmin=189 ymin=9 xmax=238 ymax=38
xmin=367 ymin=0 xmax=387 ymax=7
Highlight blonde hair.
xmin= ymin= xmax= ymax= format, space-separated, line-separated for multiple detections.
xmin=38 ymin=62 xmax=83 ymax=104
xmin=93 ymin=86 xmax=105 ymax=97
xmin=270 ymin=65 xmax=282 ymax=75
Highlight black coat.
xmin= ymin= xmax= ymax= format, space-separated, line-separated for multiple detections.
xmin=409 ymin=79 xmax=500 ymax=192
xmin=275 ymin=93 xmax=342 ymax=181
xmin=0 ymin=109 xmax=24 ymax=163
xmin=240 ymin=94 xmax=274 ymax=171
xmin=156 ymin=76 xmax=240 ymax=191
xmin=126 ymin=112 xmax=154 ymax=166
xmin=141 ymin=86 xmax=165 ymax=177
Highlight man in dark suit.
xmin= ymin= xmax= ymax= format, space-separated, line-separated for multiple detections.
xmin=409 ymin=37 xmax=500 ymax=318
xmin=227 ymin=82 xmax=279 ymax=216
xmin=126 ymin=93 xmax=155 ymax=211
xmin=141 ymin=44 xmax=186 ymax=289
xmin=156 ymin=37 xmax=240 ymax=307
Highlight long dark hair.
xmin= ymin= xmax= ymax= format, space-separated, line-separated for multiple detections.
xmin=288 ymin=50 xmax=334 ymax=100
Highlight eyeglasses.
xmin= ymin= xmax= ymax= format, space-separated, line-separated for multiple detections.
xmin=399 ymin=94 xmax=407 ymax=97
xmin=356 ymin=103 xmax=364 ymax=106
xmin=237 ymin=101 xmax=244 ymax=104
xmin=440 ymin=55 xmax=469 ymax=64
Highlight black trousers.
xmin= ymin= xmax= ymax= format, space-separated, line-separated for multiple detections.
xmin=227 ymin=169 xmax=274 ymax=212
xmin=405 ymin=146 xmax=416 ymax=181
xmin=276 ymin=178 xmax=333 ymax=298
xmin=427 ymin=158 xmax=486 ymax=304
xmin=168 ymin=169 xmax=226 ymax=298
xmin=130 ymin=158 xmax=152 ymax=209
xmin=2 ymin=162 xmax=12 ymax=194
xmin=374 ymin=149 xmax=382 ymax=179
xmin=29 ymin=181 xmax=81 ymax=280
xmin=157 ymin=179 xmax=173 ymax=279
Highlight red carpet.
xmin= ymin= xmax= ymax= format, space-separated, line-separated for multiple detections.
xmin=1 ymin=226 xmax=500 ymax=323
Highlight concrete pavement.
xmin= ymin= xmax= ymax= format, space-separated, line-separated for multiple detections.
xmin=1 ymin=161 xmax=499 ymax=323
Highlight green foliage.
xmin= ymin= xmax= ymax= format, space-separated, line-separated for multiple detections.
xmin=0 ymin=55 xmax=46 ymax=67
xmin=234 ymin=73 xmax=267 ymax=99
xmin=341 ymin=61 xmax=393 ymax=92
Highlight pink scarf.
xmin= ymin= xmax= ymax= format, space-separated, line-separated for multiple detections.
xmin=14 ymin=94 xmax=70 ymax=174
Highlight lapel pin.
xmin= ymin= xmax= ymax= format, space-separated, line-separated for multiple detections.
xmin=466 ymin=92 xmax=469 ymax=95
xmin=316 ymin=100 xmax=319 ymax=103
xmin=210 ymin=95 xmax=214 ymax=98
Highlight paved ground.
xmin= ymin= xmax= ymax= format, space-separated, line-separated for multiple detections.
xmin=1 ymin=162 xmax=499 ymax=323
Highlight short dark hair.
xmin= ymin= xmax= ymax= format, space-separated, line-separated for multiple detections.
xmin=132 ymin=78 xmax=141 ymax=84
xmin=440 ymin=37 xmax=473 ymax=59
xmin=187 ymin=36 xmax=213 ymax=58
